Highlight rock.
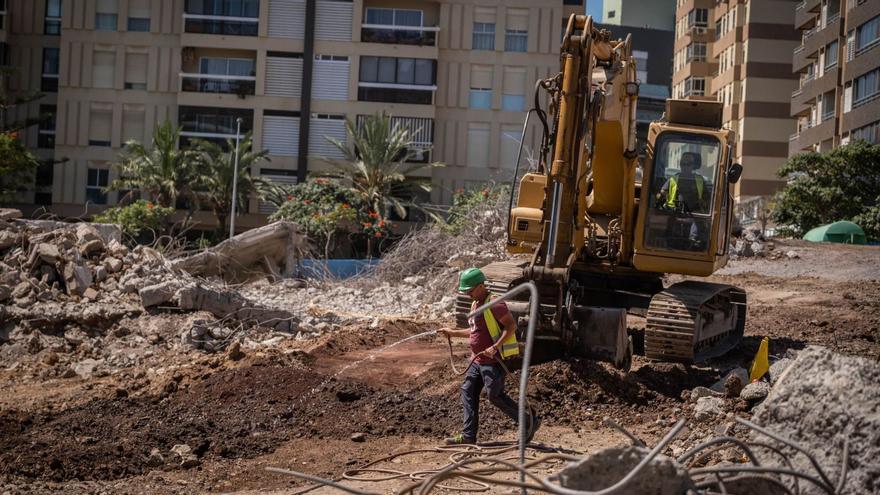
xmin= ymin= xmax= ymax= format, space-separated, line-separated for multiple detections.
xmin=139 ymin=281 xmax=179 ymax=308
xmin=63 ymin=262 xmax=93 ymax=296
xmin=72 ymin=358 xmax=101 ymax=378
xmin=105 ymin=257 xmax=123 ymax=273
xmin=0 ymin=230 xmax=17 ymax=250
xmin=106 ymin=238 xmax=129 ymax=257
xmin=740 ymin=381 xmax=770 ymax=402
xmin=0 ymin=208 xmax=22 ymax=220
xmin=171 ymin=444 xmax=199 ymax=468
xmin=689 ymin=386 xmax=724 ymax=402
xmin=751 ymin=241 xmax=765 ymax=256
xmin=350 ymin=432 xmax=366 ymax=442
xmin=556 ymin=446 xmax=693 ymax=494
xmin=768 ymin=358 xmax=793 ymax=386
xmin=710 ymin=367 xmax=748 ymax=397
xmin=94 ymin=265 xmax=107 ymax=283
xmin=226 ymin=341 xmax=244 ymax=361
xmin=693 ymin=397 xmax=725 ymax=421
xmin=79 ymin=238 xmax=105 ymax=257
xmin=145 ymin=448 xmax=165 ymax=467
xmin=83 ymin=287 xmax=99 ymax=301
xmin=785 ymin=250 xmax=799 ymax=259
xmin=12 ymin=281 xmax=31 ymax=299
xmin=0 ymin=284 xmax=10 ymax=302
xmin=74 ymin=223 xmax=102 ymax=244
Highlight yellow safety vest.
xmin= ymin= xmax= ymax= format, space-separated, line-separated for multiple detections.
xmin=471 ymin=296 xmax=519 ymax=359
xmin=666 ymin=173 xmax=705 ymax=208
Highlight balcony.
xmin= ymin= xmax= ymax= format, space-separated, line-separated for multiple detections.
xmin=181 ymin=74 xmax=256 ymax=96
xmin=178 ymin=106 xmax=254 ymax=149
xmin=183 ymin=13 xmax=258 ymax=36
xmin=356 ymin=115 xmax=434 ymax=162
xmin=361 ymin=24 xmax=439 ymax=46
xmin=794 ymin=2 xmax=817 ymax=30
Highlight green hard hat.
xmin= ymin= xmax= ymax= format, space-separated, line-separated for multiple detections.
xmin=458 ymin=267 xmax=486 ymax=292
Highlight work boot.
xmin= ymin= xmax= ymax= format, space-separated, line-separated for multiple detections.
xmin=525 ymin=405 xmax=542 ymax=444
xmin=444 ymin=433 xmax=476 ymax=445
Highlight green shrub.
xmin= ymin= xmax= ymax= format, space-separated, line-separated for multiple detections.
xmin=444 ymin=183 xmax=510 ymax=234
xmin=94 ymin=200 xmax=175 ymax=239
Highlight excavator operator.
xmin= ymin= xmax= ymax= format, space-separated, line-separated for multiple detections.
xmin=656 ymin=152 xmax=710 ymax=250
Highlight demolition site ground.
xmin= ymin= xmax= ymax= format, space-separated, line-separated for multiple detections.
xmin=1 ymin=238 xmax=879 ymax=494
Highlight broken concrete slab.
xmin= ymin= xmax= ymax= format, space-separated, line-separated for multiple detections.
xmin=693 ymin=396 xmax=725 ymax=421
xmin=63 ymin=262 xmax=93 ymax=296
xmin=752 ymin=346 xmax=880 ymax=495
xmin=79 ymin=239 xmax=105 ymax=257
xmin=176 ymin=283 xmax=298 ymax=332
xmin=139 ymin=281 xmax=180 ymax=308
xmin=0 ymin=208 xmax=22 ymax=221
xmin=555 ymin=446 xmax=693 ymax=494
xmin=173 ymin=221 xmax=311 ymax=283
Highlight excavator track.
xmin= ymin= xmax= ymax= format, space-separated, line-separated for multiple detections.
xmin=454 ymin=260 xmax=529 ymax=327
xmin=644 ymin=281 xmax=746 ymax=363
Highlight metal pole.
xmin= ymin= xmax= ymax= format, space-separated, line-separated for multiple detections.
xmin=229 ymin=117 xmax=242 ymax=240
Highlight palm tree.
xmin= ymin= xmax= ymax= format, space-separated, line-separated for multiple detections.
xmin=191 ymin=132 xmax=270 ymax=235
xmin=324 ymin=112 xmax=442 ymax=224
xmin=109 ymin=121 xmax=201 ymax=209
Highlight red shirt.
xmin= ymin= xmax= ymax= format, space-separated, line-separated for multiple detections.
xmin=468 ymin=299 xmax=510 ymax=365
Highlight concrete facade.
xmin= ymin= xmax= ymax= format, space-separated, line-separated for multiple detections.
xmin=673 ymin=0 xmax=799 ymax=200
xmin=602 ymin=0 xmax=677 ymax=31
xmin=1 ymin=0 xmax=584 ymax=227
xmin=789 ymin=0 xmax=880 ymax=155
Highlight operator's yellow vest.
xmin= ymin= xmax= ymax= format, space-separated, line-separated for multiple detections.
xmin=666 ymin=174 xmax=705 ymax=208
xmin=471 ymin=296 xmax=519 ymax=359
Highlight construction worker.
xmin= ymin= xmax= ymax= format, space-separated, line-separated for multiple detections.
xmin=438 ymin=267 xmax=540 ymax=445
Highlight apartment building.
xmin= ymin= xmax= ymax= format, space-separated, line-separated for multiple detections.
xmin=672 ymin=0 xmax=799 ymax=200
xmin=2 ymin=0 xmax=584 ymax=227
xmin=789 ymin=0 xmax=880 ymax=154
xmin=601 ymin=0 xmax=676 ymax=31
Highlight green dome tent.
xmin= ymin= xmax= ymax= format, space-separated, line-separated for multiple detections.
xmin=803 ymin=221 xmax=867 ymax=245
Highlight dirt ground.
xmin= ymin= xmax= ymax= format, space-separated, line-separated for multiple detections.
xmin=1 ymin=241 xmax=879 ymax=494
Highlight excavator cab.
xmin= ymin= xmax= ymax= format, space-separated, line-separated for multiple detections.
xmin=634 ymin=100 xmax=741 ymax=277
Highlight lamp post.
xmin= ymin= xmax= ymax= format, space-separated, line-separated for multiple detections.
xmin=229 ymin=117 xmax=243 ymax=240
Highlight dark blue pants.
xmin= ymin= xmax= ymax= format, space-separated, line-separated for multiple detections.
xmin=460 ymin=362 xmax=520 ymax=441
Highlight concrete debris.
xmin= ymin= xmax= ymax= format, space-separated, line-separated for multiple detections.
xmin=555 ymin=446 xmax=693 ymax=494
xmin=739 ymin=380 xmax=770 ymax=401
xmin=689 ymin=386 xmax=724 ymax=402
xmin=768 ymin=357 xmax=794 ymax=385
xmin=751 ymin=346 xmax=880 ymax=495
xmin=0 ymin=208 xmax=23 ymax=221
xmin=709 ymin=367 xmax=748 ymax=398
xmin=170 ymin=444 xmax=199 ymax=468
xmin=173 ymin=221 xmax=311 ymax=283
xmin=693 ymin=397 xmax=725 ymax=421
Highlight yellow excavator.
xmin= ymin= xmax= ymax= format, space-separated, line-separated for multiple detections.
xmin=457 ymin=15 xmax=746 ymax=369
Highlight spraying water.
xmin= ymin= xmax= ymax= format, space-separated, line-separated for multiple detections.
xmin=295 ymin=329 xmax=439 ymax=407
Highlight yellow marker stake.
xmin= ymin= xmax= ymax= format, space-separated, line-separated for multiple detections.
xmin=749 ymin=336 xmax=770 ymax=382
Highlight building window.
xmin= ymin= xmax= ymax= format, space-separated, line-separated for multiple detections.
xmin=714 ymin=19 xmax=721 ymax=41
xmin=0 ymin=0 xmax=5 ymax=29
xmin=187 ymin=57 xmax=256 ymax=94
xmin=127 ymin=0 xmax=151 ymax=31
xmin=500 ymin=124 xmax=522 ymax=169
xmin=45 ymin=0 xmax=62 ymax=34
xmin=122 ymin=107 xmax=146 ymax=144
xmin=851 ymin=120 xmax=880 ymax=144
xmin=178 ymin=106 xmax=254 ymax=148
xmin=856 ymin=15 xmax=880 ymax=55
xmin=683 ymin=77 xmax=705 ymax=96
xmin=92 ymin=49 xmax=116 ymax=88
xmin=502 ymin=67 xmax=526 ymax=112
xmin=358 ymin=56 xmax=435 ymax=104
xmin=125 ymin=52 xmax=148 ymax=90
xmin=184 ymin=0 xmax=259 ymax=36
xmin=820 ymin=91 xmax=836 ymax=121
xmin=686 ymin=42 xmax=706 ymax=62
xmin=95 ymin=0 xmax=118 ymax=31
xmin=825 ymin=40 xmax=839 ymax=69
xmin=466 ymin=123 xmax=490 ymax=167
xmin=505 ymin=9 xmax=528 ymax=52
xmin=853 ymin=68 xmax=879 ymax=107
xmin=86 ymin=168 xmax=109 ymax=205
xmin=365 ymin=7 xmax=421 ymax=26
xmin=473 ymin=23 xmax=495 ymax=51
xmin=38 ymin=105 xmax=56 ymax=149
xmin=362 ymin=7 xmax=435 ymax=45
xmin=687 ymin=8 xmax=708 ymax=28
xmin=89 ymin=108 xmax=112 ymax=147
xmin=607 ymin=10 xmax=616 ymax=19
xmin=469 ymin=65 xmax=492 ymax=109
xmin=41 ymin=48 xmax=59 ymax=92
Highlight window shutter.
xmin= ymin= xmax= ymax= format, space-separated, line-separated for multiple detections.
xmin=470 ymin=65 xmax=492 ymax=89
xmin=474 ymin=7 xmax=495 ymax=24
xmin=467 ymin=123 xmax=490 ymax=167
xmin=312 ymin=57 xmax=349 ymax=100
xmin=262 ymin=115 xmax=300 ymax=156
xmin=843 ymin=84 xmax=852 ymax=112
xmin=846 ymin=30 xmax=855 ymax=61
xmin=122 ymin=109 xmax=145 ymax=143
xmin=506 ymin=9 xmax=528 ymax=31
xmin=503 ymin=67 xmax=525 ymax=95
xmin=269 ymin=0 xmax=306 ymax=38
xmin=90 ymin=110 xmax=113 ymax=143
xmin=129 ymin=0 xmax=150 ymax=18
xmin=265 ymin=56 xmax=303 ymax=96
xmin=125 ymin=52 xmax=147 ymax=84
xmin=92 ymin=50 xmax=116 ymax=88
xmin=316 ymin=0 xmax=353 ymax=41
xmin=96 ymin=0 xmax=118 ymax=13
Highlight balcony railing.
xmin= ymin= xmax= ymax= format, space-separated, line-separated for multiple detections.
xmin=357 ymin=82 xmax=437 ymax=104
xmin=360 ymin=24 xmax=439 ymax=46
xmin=183 ymin=13 xmax=258 ymax=36
xmin=180 ymin=73 xmax=256 ymax=96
